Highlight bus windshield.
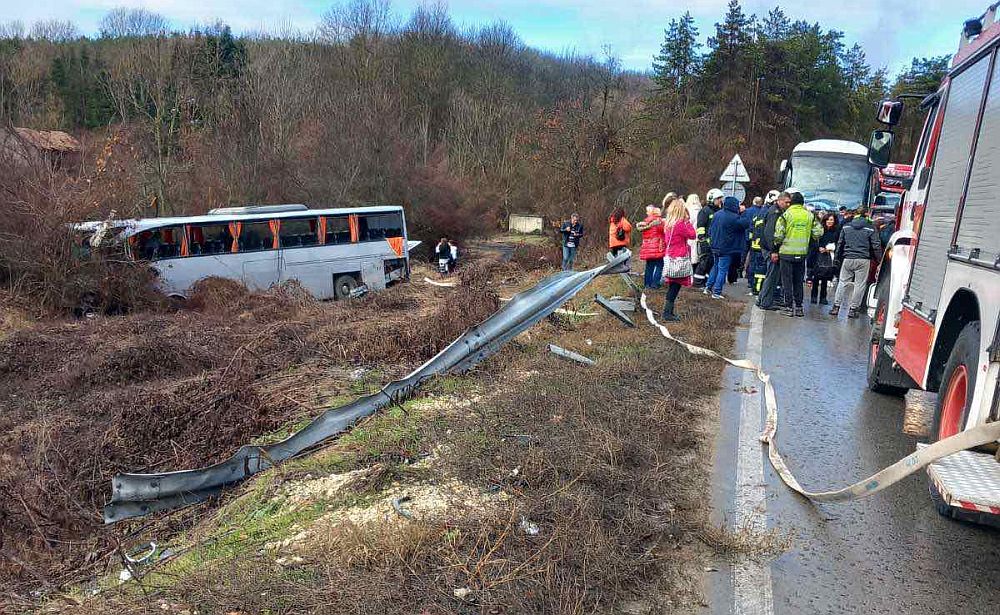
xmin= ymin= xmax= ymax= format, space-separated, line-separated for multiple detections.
xmin=789 ymin=153 xmax=870 ymax=212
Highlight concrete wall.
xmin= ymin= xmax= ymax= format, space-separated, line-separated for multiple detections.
xmin=509 ymin=214 xmax=544 ymax=234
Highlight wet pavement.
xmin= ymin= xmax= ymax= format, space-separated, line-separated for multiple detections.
xmin=709 ymin=296 xmax=1000 ymax=615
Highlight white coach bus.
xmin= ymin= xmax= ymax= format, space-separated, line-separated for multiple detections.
xmin=778 ymin=139 xmax=873 ymax=212
xmin=80 ymin=204 xmax=416 ymax=300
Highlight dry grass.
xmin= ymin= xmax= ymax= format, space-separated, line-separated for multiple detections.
xmin=51 ymin=272 xmax=749 ymax=615
xmin=0 ymin=263 xmax=499 ymax=596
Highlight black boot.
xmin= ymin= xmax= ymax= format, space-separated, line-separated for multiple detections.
xmin=829 ymin=304 xmax=840 ymax=316
xmin=795 ymin=305 xmax=804 ymax=317
xmin=662 ymin=299 xmax=680 ymax=322
xmin=848 ymin=307 xmax=860 ymax=319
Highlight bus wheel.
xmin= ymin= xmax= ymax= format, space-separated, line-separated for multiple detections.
xmin=334 ymin=274 xmax=358 ymax=300
xmin=867 ymin=279 xmax=909 ymax=397
xmin=932 ymin=321 xmax=980 ymax=441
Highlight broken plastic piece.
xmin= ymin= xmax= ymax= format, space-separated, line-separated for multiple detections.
xmin=391 ymin=496 xmax=414 ymax=519
xmin=548 ymin=344 xmax=595 ymax=366
xmin=594 ymin=293 xmax=635 ymax=327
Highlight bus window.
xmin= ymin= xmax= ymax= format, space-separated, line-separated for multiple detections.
xmin=238 ymin=221 xmax=273 ymax=252
xmin=323 ymin=216 xmax=351 ymax=244
xmin=280 ymin=217 xmax=318 ymax=248
xmin=135 ymin=226 xmax=185 ymax=260
xmin=359 ymin=213 xmax=403 ymax=241
xmin=190 ymin=223 xmax=234 ymax=255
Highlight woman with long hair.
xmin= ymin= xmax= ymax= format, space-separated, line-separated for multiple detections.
xmin=636 ymin=204 xmax=665 ymax=288
xmin=607 ymin=206 xmax=632 ymax=256
xmin=660 ymin=197 xmax=697 ymax=321
xmin=810 ymin=213 xmax=840 ymax=305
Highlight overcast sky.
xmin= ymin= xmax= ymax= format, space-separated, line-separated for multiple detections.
xmin=7 ymin=0 xmax=989 ymax=75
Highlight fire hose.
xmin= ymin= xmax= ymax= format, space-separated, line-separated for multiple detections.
xmin=636 ymin=293 xmax=1000 ymax=502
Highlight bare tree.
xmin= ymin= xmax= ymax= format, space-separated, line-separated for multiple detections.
xmin=99 ymin=7 xmax=168 ymax=38
xmin=29 ymin=19 xmax=78 ymax=42
xmin=0 ymin=20 xmax=25 ymax=40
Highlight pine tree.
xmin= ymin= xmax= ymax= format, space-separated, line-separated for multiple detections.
xmin=652 ymin=11 xmax=700 ymax=91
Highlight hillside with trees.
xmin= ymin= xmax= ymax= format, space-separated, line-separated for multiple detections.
xmin=0 ymin=0 xmax=948 ymax=308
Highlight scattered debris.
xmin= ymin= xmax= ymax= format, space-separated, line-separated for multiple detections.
xmin=453 ymin=587 xmax=473 ymax=600
xmin=423 ymin=276 xmax=457 ymax=288
xmin=391 ymin=495 xmax=415 ymax=519
xmin=520 ymin=516 xmax=540 ymax=536
xmin=594 ymin=293 xmax=636 ymax=327
xmin=548 ymin=343 xmax=595 ymax=365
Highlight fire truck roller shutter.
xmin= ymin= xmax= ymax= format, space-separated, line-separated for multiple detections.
xmin=955 ymin=57 xmax=1000 ymax=258
xmin=908 ymin=57 xmax=989 ymax=317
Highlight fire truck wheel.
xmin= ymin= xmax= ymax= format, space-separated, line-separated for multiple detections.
xmin=932 ymin=321 xmax=981 ymax=441
xmin=867 ymin=279 xmax=909 ymax=397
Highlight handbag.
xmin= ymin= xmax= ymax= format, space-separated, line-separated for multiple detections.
xmin=662 ymin=221 xmax=693 ymax=279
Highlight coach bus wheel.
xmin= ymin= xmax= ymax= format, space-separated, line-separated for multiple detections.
xmin=932 ymin=321 xmax=980 ymax=441
xmin=334 ymin=274 xmax=359 ymax=300
xmin=867 ymin=279 xmax=908 ymax=397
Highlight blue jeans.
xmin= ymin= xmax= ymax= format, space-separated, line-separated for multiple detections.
xmin=562 ymin=246 xmax=577 ymax=270
xmin=706 ymin=253 xmax=734 ymax=295
xmin=643 ymin=258 xmax=663 ymax=288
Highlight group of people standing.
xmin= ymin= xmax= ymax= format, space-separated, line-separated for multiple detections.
xmin=558 ymin=186 xmax=884 ymax=323
xmin=749 ymin=190 xmax=883 ymax=318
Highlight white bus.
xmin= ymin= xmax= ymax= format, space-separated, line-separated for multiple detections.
xmin=779 ymin=139 xmax=873 ymax=212
xmin=80 ymin=204 xmax=417 ymax=300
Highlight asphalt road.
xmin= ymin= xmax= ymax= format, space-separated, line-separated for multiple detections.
xmin=709 ymin=297 xmax=1000 ymax=615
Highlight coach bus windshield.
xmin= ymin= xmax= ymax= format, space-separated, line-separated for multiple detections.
xmin=789 ymin=153 xmax=871 ymax=212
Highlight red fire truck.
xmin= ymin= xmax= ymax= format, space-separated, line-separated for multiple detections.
xmin=866 ymin=2 xmax=1000 ymax=522
xmin=871 ymin=162 xmax=913 ymax=218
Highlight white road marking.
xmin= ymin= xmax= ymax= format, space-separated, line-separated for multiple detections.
xmin=733 ymin=306 xmax=774 ymax=615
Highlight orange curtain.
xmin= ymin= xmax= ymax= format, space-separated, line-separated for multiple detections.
xmin=228 ymin=221 xmax=242 ymax=253
xmin=318 ymin=217 xmax=327 ymax=244
xmin=180 ymin=226 xmax=190 ymax=257
xmin=386 ymin=236 xmax=404 ymax=257
xmin=269 ymin=219 xmax=281 ymax=249
xmin=348 ymin=214 xmax=359 ymax=243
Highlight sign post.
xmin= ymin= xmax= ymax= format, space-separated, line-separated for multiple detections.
xmin=719 ymin=154 xmax=751 ymax=204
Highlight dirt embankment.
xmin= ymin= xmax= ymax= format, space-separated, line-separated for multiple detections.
xmin=0 ymin=262 xmax=500 ymax=594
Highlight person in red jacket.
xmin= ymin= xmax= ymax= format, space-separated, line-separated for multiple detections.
xmin=636 ymin=204 xmax=665 ymax=288
xmin=608 ymin=206 xmax=633 ymax=257
xmin=660 ymin=197 xmax=697 ymax=320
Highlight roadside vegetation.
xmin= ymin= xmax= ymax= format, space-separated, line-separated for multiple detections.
xmin=5 ymin=268 xmax=748 ymax=614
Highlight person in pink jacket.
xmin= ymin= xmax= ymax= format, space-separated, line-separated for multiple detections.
xmin=660 ymin=197 xmax=697 ymax=321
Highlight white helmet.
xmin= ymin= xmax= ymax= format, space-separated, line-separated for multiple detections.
xmin=706 ymin=188 xmax=725 ymax=202
xmin=765 ymin=189 xmax=781 ymax=204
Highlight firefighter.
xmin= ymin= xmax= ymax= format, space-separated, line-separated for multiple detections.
xmin=744 ymin=196 xmax=764 ymax=295
xmin=754 ymin=190 xmax=783 ymax=309
xmin=773 ymin=190 xmax=823 ymax=317
xmin=694 ymin=188 xmax=724 ymax=287
xmin=747 ymin=190 xmax=780 ymax=303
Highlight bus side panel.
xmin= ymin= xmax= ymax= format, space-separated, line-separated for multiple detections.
xmin=154 ymin=254 xmax=260 ymax=296
xmin=907 ymin=58 xmax=989 ymax=317
xmin=240 ymin=252 xmax=281 ymax=292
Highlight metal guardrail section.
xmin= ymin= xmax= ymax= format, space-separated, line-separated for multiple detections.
xmin=104 ymin=251 xmax=631 ymax=523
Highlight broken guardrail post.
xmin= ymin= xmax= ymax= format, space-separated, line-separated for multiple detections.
xmin=594 ymin=293 xmax=635 ymax=327
xmin=548 ymin=343 xmax=595 ymax=366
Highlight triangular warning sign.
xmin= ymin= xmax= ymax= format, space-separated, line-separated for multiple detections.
xmin=719 ymin=154 xmax=751 ymax=183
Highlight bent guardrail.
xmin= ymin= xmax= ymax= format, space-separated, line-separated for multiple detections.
xmin=104 ymin=251 xmax=630 ymax=522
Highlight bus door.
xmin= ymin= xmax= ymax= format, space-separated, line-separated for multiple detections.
xmin=237 ymin=220 xmax=281 ymax=290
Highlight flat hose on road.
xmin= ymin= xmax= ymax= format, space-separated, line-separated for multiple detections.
xmin=104 ymin=252 xmax=631 ymax=523
xmin=637 ymin=294 xmax=1000 ymax=503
